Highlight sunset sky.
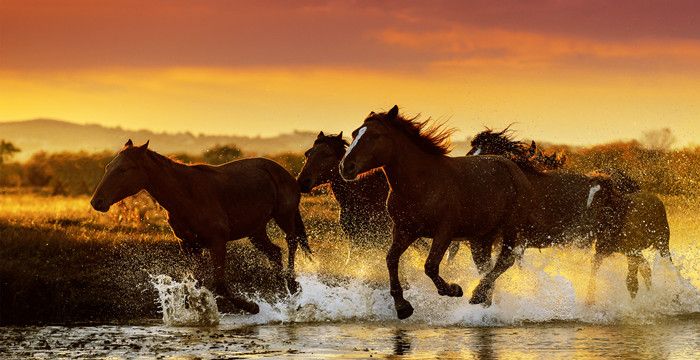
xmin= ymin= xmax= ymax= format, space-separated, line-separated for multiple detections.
xmin=2 ymin=0 xmax=700 ymax=146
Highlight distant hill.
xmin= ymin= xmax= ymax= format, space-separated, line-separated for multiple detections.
xmin=0 ymin=119 xmax=471 ymax=161
xmin=0 ymin=119 xmax=322 ymax=161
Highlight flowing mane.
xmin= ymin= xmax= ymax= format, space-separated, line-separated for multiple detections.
xmin=470 ymin=127 xmax=566 ymax=172
xmin=366 ymin=110 xmax=454 ymax=155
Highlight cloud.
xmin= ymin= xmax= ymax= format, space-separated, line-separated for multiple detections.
xmin=2 ymin=0 xmax=699 ymax=72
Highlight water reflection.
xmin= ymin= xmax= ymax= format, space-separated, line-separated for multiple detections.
xmin=392 ymin=328 xmax=412 ymax=356
xmin=474 ymin=327 xmax=496 ymax=360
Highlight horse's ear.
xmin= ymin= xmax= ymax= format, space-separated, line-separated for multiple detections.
xmin=387 ymin=105 xmax=399 ymax=119
xmin=125 ymin=139 xmax=133 ymax=147
xmin=318 ymin=131 xmax=325 ymax=138
xmin=337 ymin=131 xmax=343 ymax=139
xmin=139 ymin=140 xmax=149 ymax=150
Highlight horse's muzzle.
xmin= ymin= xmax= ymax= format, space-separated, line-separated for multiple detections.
xmin=90 ymin=198 xmax=110 ymax=212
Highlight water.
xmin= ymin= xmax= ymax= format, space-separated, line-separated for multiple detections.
xmin=3 ymin=247 xmax=698 ymax=359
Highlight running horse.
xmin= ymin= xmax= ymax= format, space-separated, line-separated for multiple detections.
xmin=297 ymin=131 xmax=392 ymax=245
xmin=340 ymin=106 xmax=537 ymax=319
xmin=91 ymin=140 xmax=311 ymax=314
xmin=467 ymin=128 xmax=671 ymax=302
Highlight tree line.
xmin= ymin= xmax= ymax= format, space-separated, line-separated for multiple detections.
xmin=0 ymin=135 xmax=698 ymax=197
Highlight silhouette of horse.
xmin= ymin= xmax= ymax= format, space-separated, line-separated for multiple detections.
xmin=91 ymin=140 xmax=311 ymax=314
xmin=340 ymin=106 xmax=537 ymax=319
xmin=467 ymin=128 xmax=671 ymax=301
xmin=586 ymin=175 xmax=671 ymax=303
xmin=297 ymin=131 xmax=392 ymax=244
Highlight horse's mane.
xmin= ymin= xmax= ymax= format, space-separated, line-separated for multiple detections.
xmin=367 ymin=110 xmax=454 ymax=155
xmin=470 ymin=127 xmax=566 ymax=172
xmin=314 ymin=133 xmax=349 ymax=157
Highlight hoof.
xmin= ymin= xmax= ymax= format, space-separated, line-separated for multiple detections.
xmin=286 ymin=278 xmax=301 ymax=295
xmin=469 ymin=283 xmax=490 ymax=305
xmin=439 ymin=283 xmax=463 ymax=297
xmin=245 ymin=302 xmax=260 ymax=315
xmin=395 ymin=301 xmax=414 ymax=320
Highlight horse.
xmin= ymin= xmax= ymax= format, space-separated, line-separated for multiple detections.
xmin=585 ymin=175 xmax=671 ymax=303
xmin=297 ymin=131 xmax=392 ymax=244
xmin=90 ymin=140 xmax=311 ymax=314
xmin=467 ymin=128 xmax=672 ymax=302
xmin=340 ymin=105 xmax=537 ymax=319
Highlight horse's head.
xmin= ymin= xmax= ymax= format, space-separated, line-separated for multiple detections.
xmin=297 ymin=131 xmax=347 ymax=192
xmin=340 ymin=105 xmax=399 ymax=181
xmin=467 ymin=127 xmax=516 ymax=156
xmin=90 ymin=139 xmax=150 ymax=212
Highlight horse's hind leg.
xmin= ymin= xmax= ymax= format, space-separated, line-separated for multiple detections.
xmin=273 ymin=209 xmax=304 ymax=294
xmin=425 ymin=229 xmax=462 ymax=297
xmin=638 ymin=256 xmax=652 ymax=291
xmin=626 ymin=254 xmax=642 ymax=299
xmin=469 ymin=231 xmax=518 ymax=306
xmin=469 ymin=236 xmax=495 ymax=275
xmin=211 ymin=239 xmax=260 ymax=314
xmin=249 ymin=228 xmax=283 ymax=269
xmin=585 ymin=252 xmax=606 ymax=305
xmin=387 ymin=226 xmax=417 ymax=319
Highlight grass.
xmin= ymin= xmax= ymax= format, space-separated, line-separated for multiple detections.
xmin=1 ymin=189 xmax=698 ymax=325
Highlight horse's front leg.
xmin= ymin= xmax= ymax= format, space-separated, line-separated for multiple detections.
xmin=469 ymin=230 xmax=520 ymax=306
xmin=425 ymin=226 xmax=462 ymax=297
xmin=469 ymin=237 xmax=494 ymax=275
xmin=387 ymin=226 xmax=417 ymax=319
xmin=211 ymin=239 xmax=260 ymax=314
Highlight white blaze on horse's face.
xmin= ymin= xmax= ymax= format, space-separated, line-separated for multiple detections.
xmin=473 ymin=147 xmax=482 ymax=155
xmin=587 ymin=184 xmax=602 ymax=208
xmin=342 ymin=126 xmax=367 ymax=162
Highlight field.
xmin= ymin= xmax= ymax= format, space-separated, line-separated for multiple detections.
xmin=1 ymin=189 xmax=699 ymax=325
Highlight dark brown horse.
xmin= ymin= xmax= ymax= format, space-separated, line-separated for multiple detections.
xmin=586 ymin=175 xmax=671 ymax=303
xmin=297 ymin=131 xmax=392 ymax=244
xmin=91 ymin=140 xmax=311 ymax=314
xmin=340 ymin=106 xmax=537 ymax=319
xmin=467 ymin=129 xmax=671 ymax=301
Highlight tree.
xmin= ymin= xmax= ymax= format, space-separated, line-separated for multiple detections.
xmin=641 ymin=128 xmax=676 ymax=152
xmin=203 ymin=144 xmax=243 ymax=165
xmin=0 ymin=140 xmax=20 ymax=164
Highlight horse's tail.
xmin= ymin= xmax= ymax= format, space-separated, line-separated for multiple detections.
xmin=295 ymin=209 xmax=312 ymax=256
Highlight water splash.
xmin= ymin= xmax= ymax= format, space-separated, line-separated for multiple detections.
xmin=150 ymin=247 xmax=699 ymax=328
xmin=150 ymin=274 xmax=219 ymax=326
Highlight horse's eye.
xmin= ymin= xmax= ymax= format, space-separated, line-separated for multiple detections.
xmin=304 ymin=150 xmax=312 ymax=157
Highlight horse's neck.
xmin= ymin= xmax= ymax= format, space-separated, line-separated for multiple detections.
xmin=383 ymin=140 xmax=442 ymax=197
xmin=142 ymin=155 xmax=195 ymax=216
xmin=329 ymin=168 xmax=357 ymax=207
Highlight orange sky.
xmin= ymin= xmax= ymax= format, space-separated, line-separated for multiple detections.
xmin=1 ymin=0 xmax=700 ymax=146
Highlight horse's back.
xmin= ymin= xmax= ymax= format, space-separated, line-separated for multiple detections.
xmin=620 ymin=191 xmax=669 ymax=247
xmin=214 ymin=158 xmax=301 ymax=219
xmin=441 ymin=155 xmax=535 ymax=234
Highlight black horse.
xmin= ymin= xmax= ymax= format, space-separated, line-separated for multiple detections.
xmin=297 ymin=132 xmax=392 ymax=245
xmin=467 ymin=128 xmax=672 ymax=302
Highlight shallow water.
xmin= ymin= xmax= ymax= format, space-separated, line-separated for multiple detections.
xmin=4 ymin=249 xmax=700 ymax=359
xmin=4 ymin=205 xmax=700 ymax=359
xmin=3 ymin=318 xmax=699 ymax=359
